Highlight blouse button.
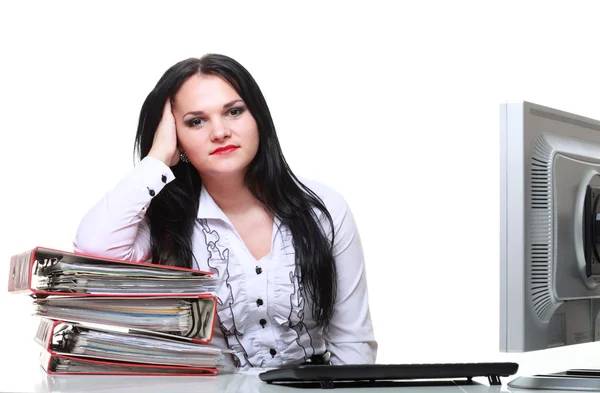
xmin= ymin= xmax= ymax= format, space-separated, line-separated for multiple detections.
xmin=270 ymin=348 xmax=277 ymax=357
xmin=259 ymin=318 xmax=267 ymax=328
xmin=255 ymin=266 xmax=262 ymax=275
xmin=256 ymin=298 xmax=264 ymax=306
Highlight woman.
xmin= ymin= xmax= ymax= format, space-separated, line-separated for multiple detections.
xmin=74 ymin=53 xmax=377 ymax=368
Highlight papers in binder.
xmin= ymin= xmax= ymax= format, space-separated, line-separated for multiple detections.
xmin=36 ymin=319 xmax=226 ymax=368
xmin=8 ymin=247 xmax=215 ymax=296
xmin=40 ymin=352 xmax=218 ymax=376
xmin=34 ymin=295 xmax=217 ymax=342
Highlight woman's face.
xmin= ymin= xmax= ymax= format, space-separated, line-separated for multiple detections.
xmin=171 ymin=74 xmax=259 ymax=179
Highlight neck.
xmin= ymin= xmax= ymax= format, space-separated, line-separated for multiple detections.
xmin=201 ymin=173 xmax=261 ymax=215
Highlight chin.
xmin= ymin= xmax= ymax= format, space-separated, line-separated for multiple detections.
xmin=196 ymin=153 xmax=255 ymax=177
xmin=201 ymin=164 xmax=250 ymax=177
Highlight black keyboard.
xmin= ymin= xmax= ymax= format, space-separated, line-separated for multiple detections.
xmin=259 ymin=362 xmax=519 ymax=389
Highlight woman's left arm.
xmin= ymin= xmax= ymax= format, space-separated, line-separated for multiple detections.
xmin=322 ymin=193 xmax=378 ymax=365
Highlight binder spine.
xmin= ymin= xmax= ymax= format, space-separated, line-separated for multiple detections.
xmin=7 ymin=249 xmax=34 ymax=293
xmin=207 ymin=295 xmax=217 ymax=341
xmin=35 ymin=318 xmax=58 ymax=351
xmin=182 ymin=295 xmax=218 ymax=343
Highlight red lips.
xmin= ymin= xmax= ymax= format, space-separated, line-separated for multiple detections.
xmin=211 ymin=145 xmax=239 ymax=155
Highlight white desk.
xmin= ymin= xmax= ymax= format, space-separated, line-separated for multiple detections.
xmin=0 ymin=361 xmax=583 ymax=393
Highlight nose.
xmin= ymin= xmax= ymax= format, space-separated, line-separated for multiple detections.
xmin=210 ymin=119 xmax=231 ymax=141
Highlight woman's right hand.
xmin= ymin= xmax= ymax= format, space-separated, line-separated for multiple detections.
xmin=148 ymin=99 xmax=181 ymax=167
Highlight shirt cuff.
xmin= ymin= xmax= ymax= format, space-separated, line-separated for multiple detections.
xmin=132 ymin=156 xmax=176 ymax=215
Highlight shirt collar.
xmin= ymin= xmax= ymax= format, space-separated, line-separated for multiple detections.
xmin=197 ymin=184 xmax=230 ymax=221
xmin=197 ymin=184 xmax=283 ymax=229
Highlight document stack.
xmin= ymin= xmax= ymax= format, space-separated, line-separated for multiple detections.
xmin=8 ymin=246 xmax=225 ymax=376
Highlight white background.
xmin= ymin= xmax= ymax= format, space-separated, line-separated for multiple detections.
xmin=2 ymin=0 xmax=600 ymax=386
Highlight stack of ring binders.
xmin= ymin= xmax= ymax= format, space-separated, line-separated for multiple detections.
xmin=8 ymin=246 xmax=227 ymax=376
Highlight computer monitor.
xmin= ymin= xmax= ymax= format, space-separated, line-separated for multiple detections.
xmin=500 ymin=101 xmax=600 ymax=390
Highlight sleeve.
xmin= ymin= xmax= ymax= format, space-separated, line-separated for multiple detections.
xmin=322 ymin=192 xmax=378 ymax=365
xmin=72 ymin=156 xmax=176 ymax=261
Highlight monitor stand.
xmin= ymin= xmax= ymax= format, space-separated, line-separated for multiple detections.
xmin=509 ymin=370 xmax=600 ymax=391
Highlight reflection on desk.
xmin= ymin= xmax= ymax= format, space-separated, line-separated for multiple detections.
xmin=29 ymin=366 xmax=516 ymax=393
xmin=2 ymin=361 xmax=574 ymax=393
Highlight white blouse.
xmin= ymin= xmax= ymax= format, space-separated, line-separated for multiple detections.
xmin=73 ymin=156 xmax=377 ymax=368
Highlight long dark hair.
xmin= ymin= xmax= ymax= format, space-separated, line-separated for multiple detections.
xmin=133 ymin=54 xmax=337 ymax=327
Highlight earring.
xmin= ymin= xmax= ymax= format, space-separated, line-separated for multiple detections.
xmin=180 ymin=151 xmax=190 ymax=163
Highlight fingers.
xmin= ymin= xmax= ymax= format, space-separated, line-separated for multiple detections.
xmin=163 ymin=98 xmax=172 ymax=119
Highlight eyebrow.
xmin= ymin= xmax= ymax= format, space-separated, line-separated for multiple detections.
xmin=182 ymin=99 xmax=244 ymax=118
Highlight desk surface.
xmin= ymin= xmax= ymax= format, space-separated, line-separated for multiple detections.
xmin=0 ymin=362 xmax=586 ymax=393
xmin=0 ymin=370 xmax=505 ymax=393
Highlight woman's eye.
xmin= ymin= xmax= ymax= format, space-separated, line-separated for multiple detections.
xmin=188 ymin=118 xmax=205 ymax=127
xmin=228 ymin=107 xmax=245 ymax=117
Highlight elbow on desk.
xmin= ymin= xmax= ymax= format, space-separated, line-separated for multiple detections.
xmin=329 ymin=340 xmax=378 ymax=365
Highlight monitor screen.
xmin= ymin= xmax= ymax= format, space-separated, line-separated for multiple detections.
xmin=500 ymin=101 xmax=600 ymax=353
